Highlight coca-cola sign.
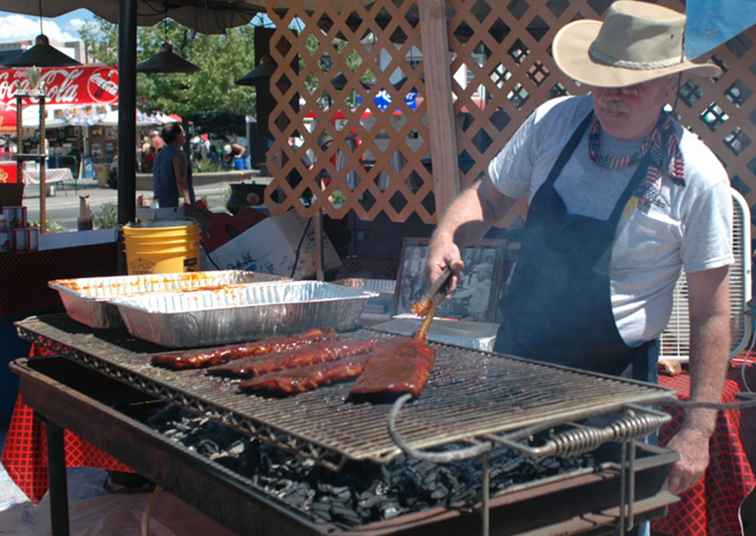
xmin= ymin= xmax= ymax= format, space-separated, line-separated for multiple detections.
xmin=0 ymin=65 xmax=119 ymax=108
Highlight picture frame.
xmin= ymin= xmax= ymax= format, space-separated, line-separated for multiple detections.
xmin=393 ymin=237 xmax=515 ymax=323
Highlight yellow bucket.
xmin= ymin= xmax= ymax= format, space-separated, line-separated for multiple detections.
xmin=123 ymin=221 xmax=200 ymax=275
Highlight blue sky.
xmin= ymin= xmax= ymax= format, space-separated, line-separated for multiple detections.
xmin=0 ymin=10 xmax=295 ymax=43
xmin=0 ymin=9 xmax=94 ymax=44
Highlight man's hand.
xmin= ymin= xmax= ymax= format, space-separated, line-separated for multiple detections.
xmin=665 ymin=426 xmax=711 ymax=494
xmin=426 ymin=231 xmax=464 ymax=292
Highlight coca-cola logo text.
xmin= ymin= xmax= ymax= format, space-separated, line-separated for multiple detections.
xmin=0 ymin=66 xmax=119 ymax=107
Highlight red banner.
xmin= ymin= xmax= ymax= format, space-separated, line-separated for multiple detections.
xmin=0 ymin=65 xmax=118 ymax=108
xmin=0 ymin=162 xmax=18 ymax=184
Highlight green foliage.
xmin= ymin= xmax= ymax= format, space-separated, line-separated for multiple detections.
xmin=93 ymin=202 xmax=118 ymax=230
xmin=30 ymin=219 xmax=65 ymax=233
xmin=193 ymin=158 xmax=225 ymax=173
xmin=80 ymin=17 xmax=257 ymax=118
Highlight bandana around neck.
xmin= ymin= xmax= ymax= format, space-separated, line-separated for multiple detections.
xmin=588 ymin=112 xmax=685 ymax=187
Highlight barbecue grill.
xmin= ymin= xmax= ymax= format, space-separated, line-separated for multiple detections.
xmin=13 ymin=314 xmax=681 ymax=535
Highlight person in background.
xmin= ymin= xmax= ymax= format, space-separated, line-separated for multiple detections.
xmin=150 ymin=130 xmax=165 ymax=153
xmin=140 ymin=136 xmax=154 ymax=173
xmin=152 ymin=123 xmax=195 ymax=208
xmin=223 ymin=142 xmax=249 ymax=170
xmin=426 ymin=0 xmax=731 ymax=499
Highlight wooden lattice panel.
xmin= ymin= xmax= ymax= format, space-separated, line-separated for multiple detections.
xmin=265 ymin=0 xmax=755 ymax=226
xmin=266 ymin=0 xmax=434 ymax=222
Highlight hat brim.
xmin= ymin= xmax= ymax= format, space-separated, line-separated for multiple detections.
xmin=552 ymin=20 xmax=722 ymax=88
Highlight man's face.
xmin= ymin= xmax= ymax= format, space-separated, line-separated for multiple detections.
xmin=591 ymin=76 xmax=675 ymax=140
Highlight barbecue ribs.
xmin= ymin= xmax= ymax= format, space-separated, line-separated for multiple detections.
xmin=206 ymin=338 xmax=379 ymax=379
xmin=150 ymin=328 xmax=337 ymax=370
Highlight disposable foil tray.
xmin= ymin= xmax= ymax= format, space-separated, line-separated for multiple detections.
xmin=50 ymin=271 xmax=287 ymax=329
xmin=112 ymin=280 xmax=379 ymax=347
xmin=333 ymin=278 xmax=396 ymax=315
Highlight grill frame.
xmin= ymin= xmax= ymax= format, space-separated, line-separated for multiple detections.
xmin=11 ymin=355 xmax=679 ymax=536
xmin=16 ymin=314 xmax=677 ymax=468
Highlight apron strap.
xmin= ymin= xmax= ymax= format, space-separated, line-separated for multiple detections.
xmin=544 ymin=111 xmax=594 ymax=189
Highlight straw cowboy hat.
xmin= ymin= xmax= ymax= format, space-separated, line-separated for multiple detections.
xmin=553 ymin=0 xmax=722 ymax=88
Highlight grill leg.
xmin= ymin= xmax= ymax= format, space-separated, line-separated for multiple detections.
xmin=45 ymin=421 xmax=70 ymax=536
xmin=481 ymin=453 xmax=490 ymax=536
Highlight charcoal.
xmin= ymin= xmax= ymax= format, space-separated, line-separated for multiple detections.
xmin=331 ymin=504 xmax=362 ymax=525
xmin=381 ymin=502 xmax=402 ymax=519
xmin=139 ymin=404 xmax=594 ymax=529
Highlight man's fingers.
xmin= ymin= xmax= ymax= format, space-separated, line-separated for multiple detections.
xmin=665 ymin=463 xmax=701 ymax=495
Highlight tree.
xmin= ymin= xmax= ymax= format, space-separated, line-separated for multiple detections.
xmin=79 ymin=17 xmax=257 ymax=118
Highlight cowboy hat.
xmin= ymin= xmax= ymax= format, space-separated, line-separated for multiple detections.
xmin=553 ymin=0 xmax=722 ymax=88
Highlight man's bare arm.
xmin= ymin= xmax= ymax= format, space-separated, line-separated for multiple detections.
xmin=427 ymin=177 xmax=518 ymax=288
xmin=172 ymin=152 xmax=191 ymax=204
xmin=665 ymin=265 xmax=730 ymax=494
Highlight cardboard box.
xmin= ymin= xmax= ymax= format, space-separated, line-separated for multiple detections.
xmin=208 ymin=211 xmax=341 ymax=279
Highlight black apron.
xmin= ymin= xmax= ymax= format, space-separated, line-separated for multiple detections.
xmin=494 ymin=112 xmax=658 ymax=378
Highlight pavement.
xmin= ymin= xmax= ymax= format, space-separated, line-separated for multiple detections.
xmin=22 ymin=179 xmax=238 ymax=232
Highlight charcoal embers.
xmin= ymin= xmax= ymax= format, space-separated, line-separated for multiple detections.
xmin=145 ymin=405 xmax=591 ymax=528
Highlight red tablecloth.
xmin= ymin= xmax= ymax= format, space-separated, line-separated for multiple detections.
xmin=1 ymin=343 xmax=133 ymax=503
xmin=652 ymin=374 xmax=755 ymax=536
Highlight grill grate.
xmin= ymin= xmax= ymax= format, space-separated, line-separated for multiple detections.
xmin=17 ymin=315 xmax=675 ymax=466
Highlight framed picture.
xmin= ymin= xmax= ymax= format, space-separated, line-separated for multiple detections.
xmin=393 ymin=237 xmax=515 ymax=323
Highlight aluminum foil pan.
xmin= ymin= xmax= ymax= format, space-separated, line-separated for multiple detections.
xmin=333 ymin=278 xmax=396 ymax=315
xmin=112 ymin=280 xmax=380 ymax=347
xmin=49 ymin=270 xmax=287 ymax=329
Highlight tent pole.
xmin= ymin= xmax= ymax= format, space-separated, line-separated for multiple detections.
xmin=117 ymin=0 xmax=137 ymax=225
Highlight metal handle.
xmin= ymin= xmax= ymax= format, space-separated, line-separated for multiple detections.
xmin=389 ymin=398 xmax=671 ymax=462
xmin=489 ymin=405 xmax=671 ymax=458
xmin=388 ymin=394 xmax=494 ymax=462
xmin=423 ymin=264 xmax=454 ymax=304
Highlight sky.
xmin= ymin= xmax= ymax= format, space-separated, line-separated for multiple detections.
xmin=0 ymin=9 xmax=94 ymax=44
xmin=0 ymin=10 xmax=292 ymax=44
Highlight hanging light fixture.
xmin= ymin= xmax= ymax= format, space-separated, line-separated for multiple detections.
xmin=235 ymin=55 xmax=275 ymax=86
xmin=5 ymin=0 xmax=80 ymax=68
xmin=137 ymin=41 xmax=200 ymax=74
xmin=137 ymin=14 xmax=200 ymax=74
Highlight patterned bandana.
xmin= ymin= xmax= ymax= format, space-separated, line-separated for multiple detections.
xmin=588 ymin=113 xmax=685 ymax=212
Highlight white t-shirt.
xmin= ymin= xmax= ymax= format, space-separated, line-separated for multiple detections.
xmin=487 ymin=95 xmax=733 ymax=346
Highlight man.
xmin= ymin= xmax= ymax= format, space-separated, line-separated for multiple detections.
xmin=427 ymin=0 xmax=732 ymax=496
xmin=152 ymin=123 xmax=195 ymax=208
xmin=223 ymin=142 xmax=249 ymax=170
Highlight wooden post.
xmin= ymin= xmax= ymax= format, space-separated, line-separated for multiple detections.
xmin=418 ymin=0 xmax=460 ymax=218
xmin=313 ymin=211 xmax=324 ymax=281
xmin=39 ymin=94 xmax=46 ymax=234
xmin=15 ymin=96 xmax=22 ymax=195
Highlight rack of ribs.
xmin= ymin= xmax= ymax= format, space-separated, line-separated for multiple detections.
xmin=150 ymin=328 xmax=337 ymax=370
xmin=205 ymin=338 xmax=379 ymax=379
xmin=348 ymin=336 xmax=436 ymax=400
xmin=238 ymin=356 xmax=371 ymax=395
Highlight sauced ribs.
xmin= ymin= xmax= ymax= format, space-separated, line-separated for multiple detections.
xmin=206 ymin=338 xmax=378 ymax=379
xmin=150 ymin=328 xmax=337 ymax=370
xmin=349 ymin=336 xmax=436 ymax=400
xmin=238 ymin=356 xmax=370 ymax=395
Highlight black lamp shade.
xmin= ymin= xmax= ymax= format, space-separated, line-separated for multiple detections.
xmin=5 ymin=34 xmax=80 ymax=67
xmin=235 ymin=57 xmax=275 ymax=86
xmin=137 ymin=42 xmax=200 ymax=74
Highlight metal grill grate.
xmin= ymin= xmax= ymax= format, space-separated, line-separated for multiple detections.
xmin=17 ymin=315 xmax=675 ymax=466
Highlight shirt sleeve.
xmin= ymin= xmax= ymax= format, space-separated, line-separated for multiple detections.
xmin=681 ymin=180 xmax=734 ymax=273
xmin=486 ymin=109 xmax=537 ymax=199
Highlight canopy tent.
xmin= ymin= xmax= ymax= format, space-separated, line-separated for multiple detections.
xmin=0 ymin=0 xmax=261 ymax=34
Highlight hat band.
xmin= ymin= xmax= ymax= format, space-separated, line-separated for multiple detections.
xmin=588 ymin=43 xmax=684 ymax=70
